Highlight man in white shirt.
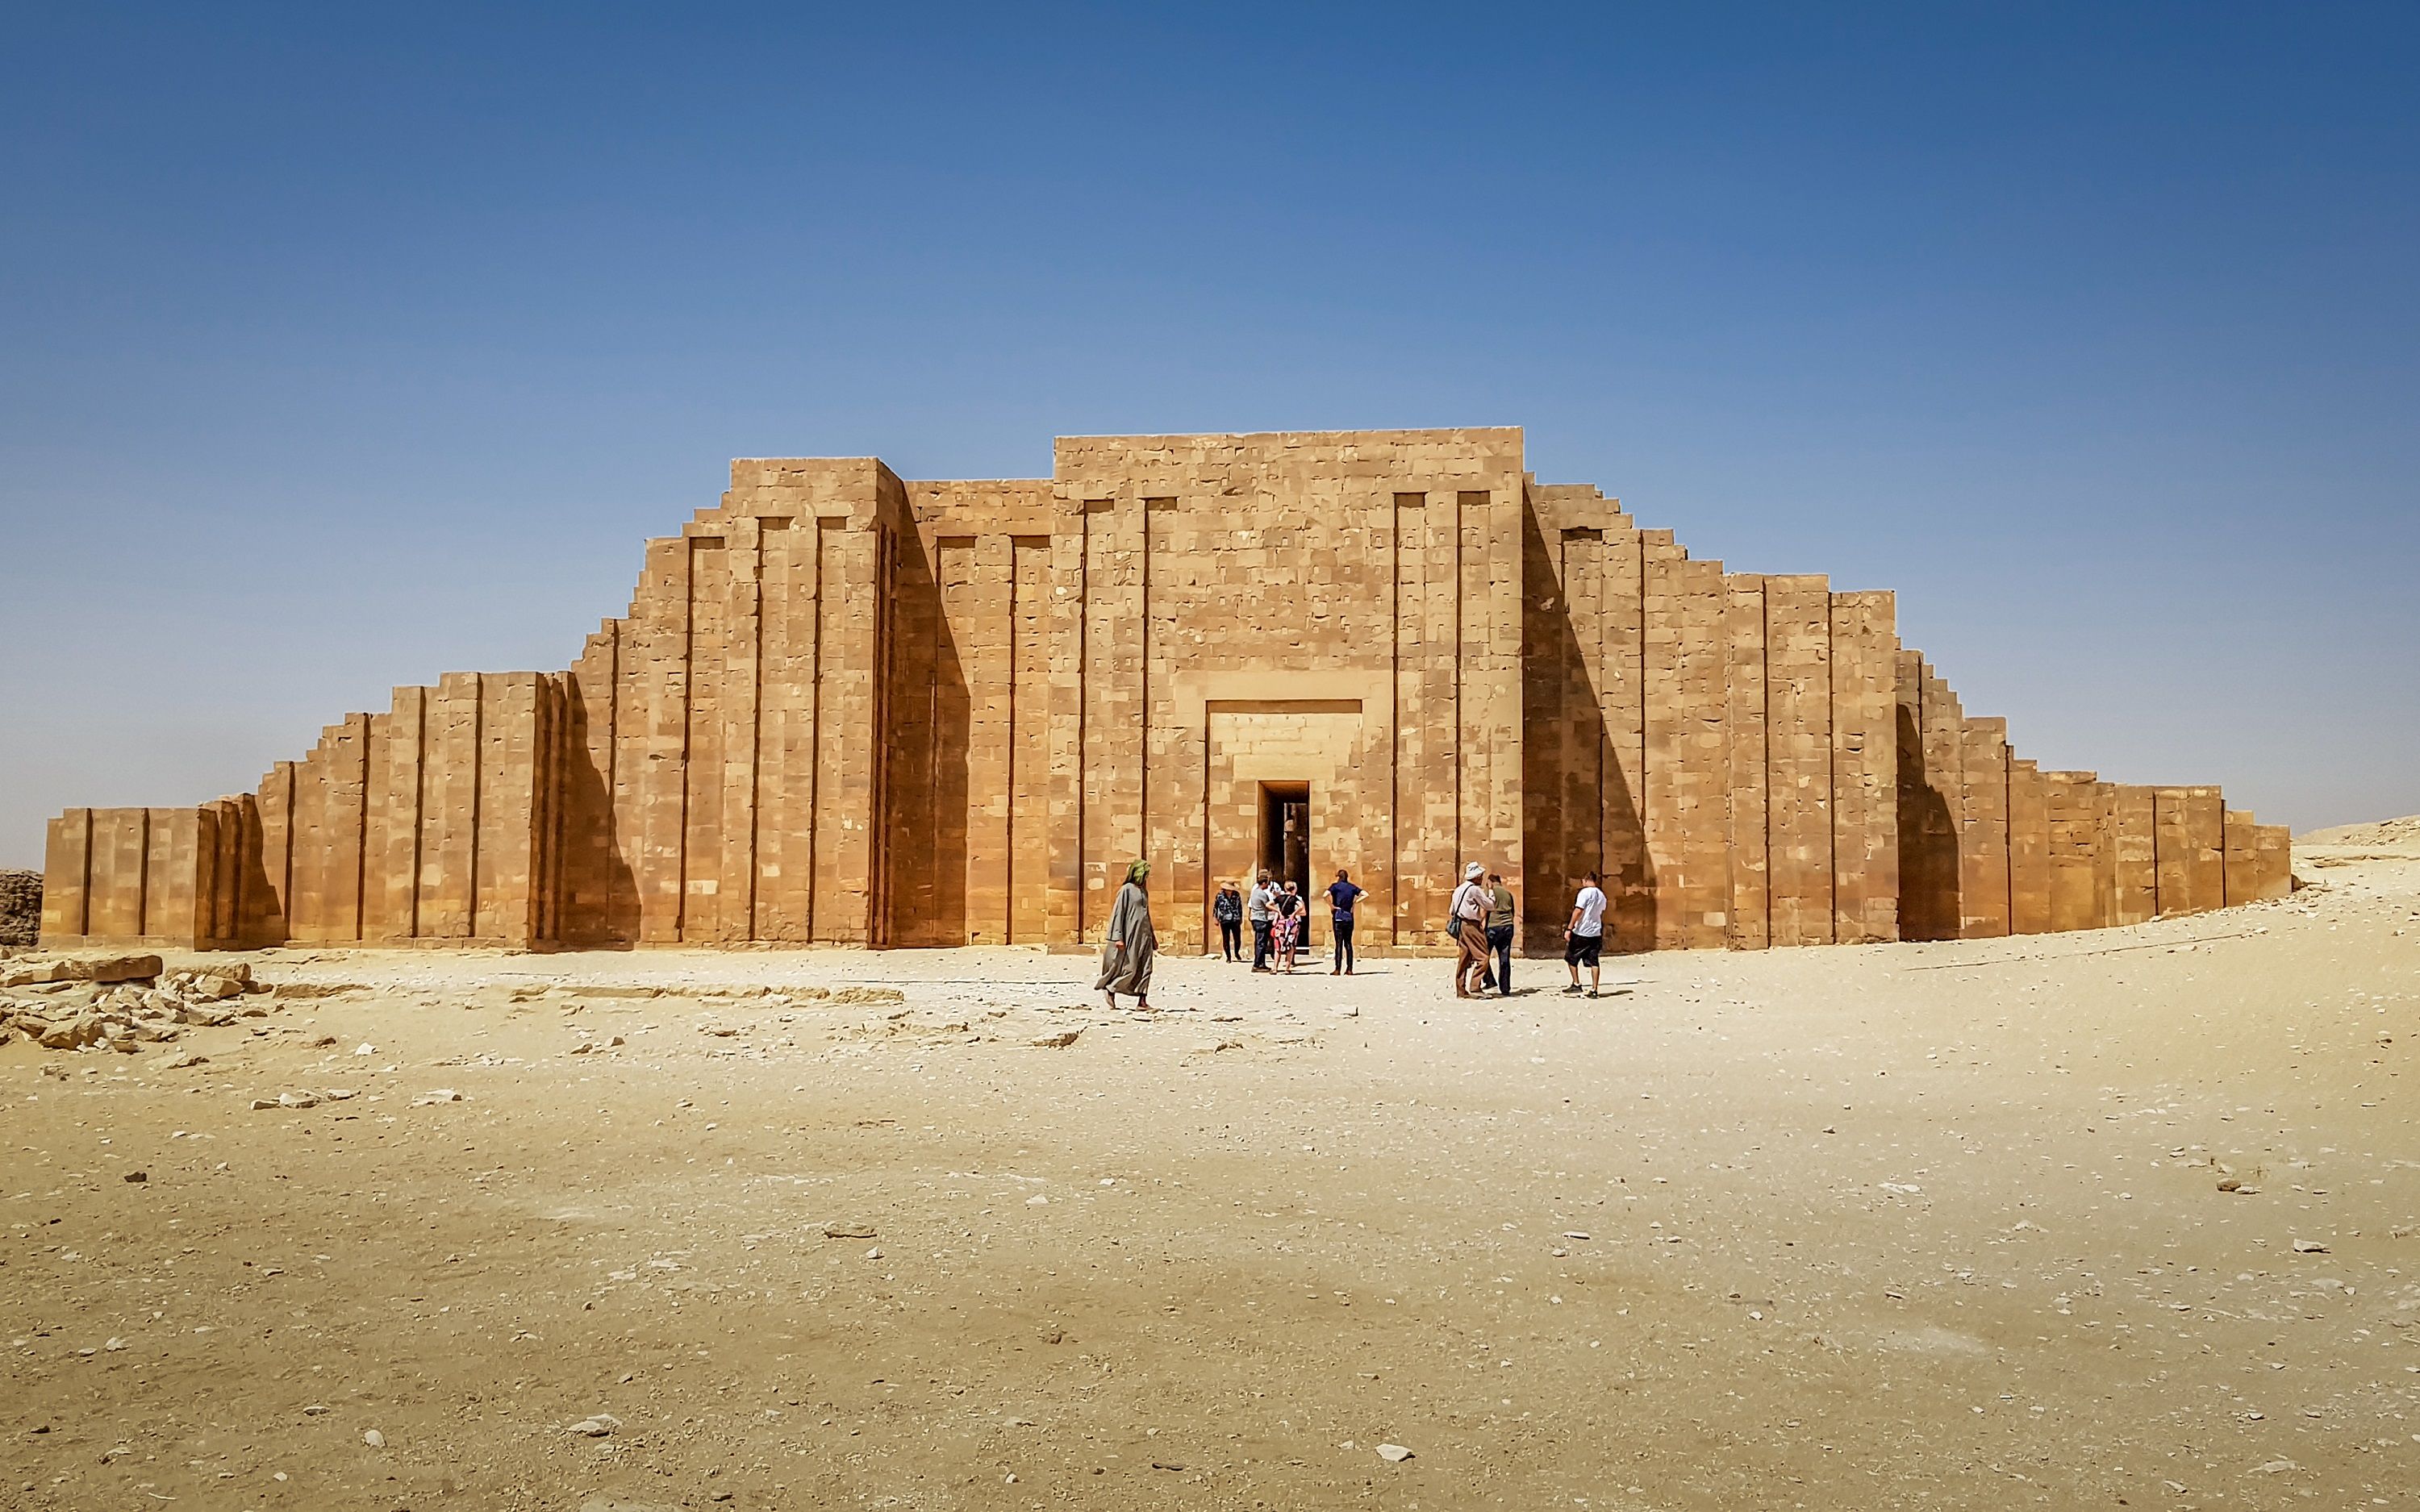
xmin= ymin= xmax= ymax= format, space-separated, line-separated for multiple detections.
xmin=1563 ymin=870 xmax=1608 ymax=996
xmin=1247 ymin=870 xmax=1277 ymax=972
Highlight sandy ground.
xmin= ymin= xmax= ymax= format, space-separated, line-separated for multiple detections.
xmin=4 ymin=844 xmax=2418 ymax=1512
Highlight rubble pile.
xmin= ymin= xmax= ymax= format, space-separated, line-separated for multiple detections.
xmin=0 ymin=956 xmax=267 ymax=1052
xmin=0 ymin=869 xmax=39 ymax=947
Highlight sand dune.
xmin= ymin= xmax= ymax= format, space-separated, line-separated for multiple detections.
xmin=2299 ymin=814 xmax=2420 ymax=852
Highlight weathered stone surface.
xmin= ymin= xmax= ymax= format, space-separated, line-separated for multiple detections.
xmin=34 ymin=429 xmax=2289 ymax=956
xmin=36 ymin=1014 xmax=104 ymax=1049
xmin=2 ymin=956 xmax=164 ymax=989
xmin=0 ymin=868 xmax=39 ymax=947
xmin=165 ymin=966 xmax=248 ymax=999
xmin=57 ymin=955 xmax=161 ymax=985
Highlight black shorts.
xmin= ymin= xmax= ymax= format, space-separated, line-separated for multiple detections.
xmin=1564 ymin=932 xmax=1603 ymax=968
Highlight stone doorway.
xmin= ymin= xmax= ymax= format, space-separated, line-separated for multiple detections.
xmin=1259 ymin=781 xmax=1315 ymax=947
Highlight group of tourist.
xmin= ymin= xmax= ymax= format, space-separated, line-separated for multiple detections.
xmin=1211 ymin=868 xmax=1366 ymax=974
xmin=1445 ymin=864 xmax=1608 ymax=998
xmin=1096 ymin=858 xmax=1613 ymax=1010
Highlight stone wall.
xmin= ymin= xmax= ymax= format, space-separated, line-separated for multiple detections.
xmin=1519 ymin=489 xmax=1913 ymax=952
xmin=38 ymin=427 xmax=2293 ymax=953
xmin=0 ymin=869 xmax=40 ymax=948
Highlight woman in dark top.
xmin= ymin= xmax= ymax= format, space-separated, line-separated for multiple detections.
xmin=1326 ymin=868 xmax=1365 ymax=975
xmin=1212 ymin=881 xmax=1245 ymax=961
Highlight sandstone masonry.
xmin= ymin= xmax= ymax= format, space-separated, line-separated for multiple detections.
xmin=38 ymin=428 xmax=2291 ymax=954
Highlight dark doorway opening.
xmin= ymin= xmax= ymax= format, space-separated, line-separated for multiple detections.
xmin=1258 ymin=781 xmax=1314 ymax=948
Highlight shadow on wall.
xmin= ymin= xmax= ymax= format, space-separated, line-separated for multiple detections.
xmin=556 ymin=678 xmax=640 ymax=947
xmin=1896 ymin=701 xmax=1962 ymax=940
xmin=884 ymin=527 xmax=973 ymax=948
xmin=1520 ymin=508 xmax=1652 ymax=950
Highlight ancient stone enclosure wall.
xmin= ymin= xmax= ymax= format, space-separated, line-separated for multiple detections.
xmin=39 ymin=427 xmax=2292 ymax=954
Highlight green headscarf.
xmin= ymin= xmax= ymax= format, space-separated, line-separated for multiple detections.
xmin=1126 ymin=859 xmax=1151 ymax=885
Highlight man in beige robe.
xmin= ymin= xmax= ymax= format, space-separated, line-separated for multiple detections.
xmin=1096 ymin=860 xmax=1157 ymax=1010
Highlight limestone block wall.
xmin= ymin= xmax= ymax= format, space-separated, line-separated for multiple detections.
xmin=552 ymin=458 xmax=903 ymax=947
xmin=41 ymin=673 xmax=575 ymax=952
xmin=1519 ymin=489 xmax=1904 ymax=952
xmin=880 ymin=480 xmax=1057 ymax=948
xmin=35 ymin=426 xmax=2293 ymax=955
xmin=1031 ymin=430 xmax=1529 ymax=953
xmin=1892 ymin=656 xmax=2290 ymax=936
xmin=40 ymin=802 xmax=248 ymax=949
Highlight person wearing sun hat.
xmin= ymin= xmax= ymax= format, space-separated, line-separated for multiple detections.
xmin=1448 ymin=862 xmax=1492 ymax=998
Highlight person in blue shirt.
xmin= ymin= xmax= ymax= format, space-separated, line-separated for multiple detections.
xmin=1326 ymin=868 xmax=1365 ymax=975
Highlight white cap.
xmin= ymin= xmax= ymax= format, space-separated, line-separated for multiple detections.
xmin=1464 ymin=862 xmax=1484 ymax=880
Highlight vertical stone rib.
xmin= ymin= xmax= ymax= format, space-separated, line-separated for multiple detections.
xmin=467 ymin=673 xmax=486 ymax=935
xmin=1958 ymin=719 xmax=2012 ymax=939
xmin=803 ymin=519 xmax=828 ymax=939
xmin=808 ymin=519 xmax=841 ymax=939
xmin=1845 ymin=592 xmax=1900 ymax=942
xmin=679 ymin=535 xmax=726 ymax=941
xmin=1667 ymin=556 xmax=1731 ymax=948
xmin=1724 ymin=573 xmax=1771 ymax=948
xmin=2113 ymin=785 xmax=2157 ymax=925
xmin=1010 ymin=535 xmax=1052 ymax=944
xmin=1045 ymin=490 xmax=1086 ymax=947
xmin=1425 ymin=490 xmax=1457 ymax=920
xmin=1763 ymin=574 xmax=1834 ymax=947
xmin=1603 ymin=527 xmax=1649 ymax=949
xmin=1481 ymin=484 xmax=1523 ymax=910
xmin=1391 ymin=492 xmax=1422 ymax=941
xmin=624 ymin=538 xmax=688 ymax=943
xmin=717 ymin=525 xmax=761 ymax=942
xmin=2009 ymin=758 xmax=2052 ymax=933
xmin=1139 ymin=499 xmax=1154 ymax=895
xmin=2045 ymin=771 xmax=2103 ymax=932
xmin=39 ymin=809 xmax=92 ymax=943
xmin=1566 ymin=531 xmax=1603 ymax=901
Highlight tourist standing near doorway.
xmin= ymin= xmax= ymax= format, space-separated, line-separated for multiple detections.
xmin=1213 ymin=881 xmax=1245 ymax=962
xmin=1097 ymin=860 xmax=1158 ymax=1010
xmin=1563 ymin=870 xmax=1608 ymax=996
xmin=1327 ymin=868 xmax=1364 ymax=975
xmin=1449 ymin=863 xmax=1492 ymax=998
xmin=1478 ymin=871 xmax=1516 ymax=997
xmin=1248 ymin=870 xmax=1275 ymax=971
xmin=1275 ymin=881 xmax=1304 ymax=973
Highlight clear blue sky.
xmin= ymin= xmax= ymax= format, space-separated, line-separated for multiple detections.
xmin=3 ymin=2 xmax=2414 ymax=866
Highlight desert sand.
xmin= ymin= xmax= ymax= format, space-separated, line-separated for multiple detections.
xmin=3 ymin=835 xmax=2416 ymax=1511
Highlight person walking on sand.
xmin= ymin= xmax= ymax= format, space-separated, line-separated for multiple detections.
xmin=1213 ymin=881 xmax=1245 ymax=962
xmin=1275 ymin=881 xmax=1304 ymax=973
xmin=1097 ymin=860 xmax=1158 ymax=1010
xmin=1477 ymin=870 xmax=1517 ymax=997
xmin=1563 ymin=869 xmax=1608 ymax=997
xmin=1326 ymin=867 xmax=1365 ymax=975
xmin=1248 ymin=869 xmax=1276 ymax=972
xmin=1449 ymin=862 xmax=1492 ymax=998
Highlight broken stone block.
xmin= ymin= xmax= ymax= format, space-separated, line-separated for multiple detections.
xmin=36 ymin=1014 xmax=103 ymax=1050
